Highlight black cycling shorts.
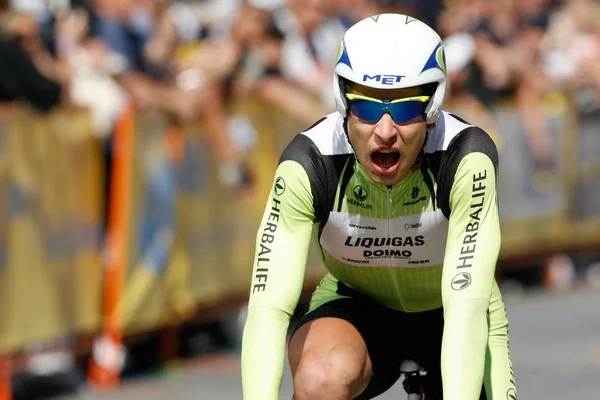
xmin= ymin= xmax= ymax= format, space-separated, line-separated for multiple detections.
xmin=289 ymin=283 xmax=486 ymax=399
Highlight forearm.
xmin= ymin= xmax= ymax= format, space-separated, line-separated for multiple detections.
xmin=199 ymin=83 xmax=240 ymax=165
xmin=241 ymin=306 xmax=291 ymax=400
xmin=484 ymin=280 xmax=517 ymax=399
xmin=118 ymin=74 xmax=183 ymax=114
xmin=255 ymin=77 xmax=329 ymax=126
xmin=143 ymin=83 xmax=182 ymax=113
xmin=441 ymin=298 xmax=489 ymax=400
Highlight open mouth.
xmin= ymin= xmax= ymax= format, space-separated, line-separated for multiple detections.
xmin=370 ymin=150 xmax=401 ymax=174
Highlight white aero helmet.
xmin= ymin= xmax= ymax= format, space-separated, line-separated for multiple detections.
xmin=333 ymin=14 xmax=447 ymax=125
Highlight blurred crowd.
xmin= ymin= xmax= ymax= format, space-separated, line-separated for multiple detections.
xmin=1 ymin=1 xmax=599 ymax=397
xmin=0 ymin=0 xmax=600 ymax=179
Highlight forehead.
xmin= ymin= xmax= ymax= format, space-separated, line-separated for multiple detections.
xmin=347 ymin=82 xmax=424 ymax=101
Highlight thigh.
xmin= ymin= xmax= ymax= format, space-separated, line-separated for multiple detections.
xmin=289 ymin=291 xmax=404 ymax=399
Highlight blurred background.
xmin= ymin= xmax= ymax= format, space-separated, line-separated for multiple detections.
xmin=0 ymin=0 xmax=599 ymax=399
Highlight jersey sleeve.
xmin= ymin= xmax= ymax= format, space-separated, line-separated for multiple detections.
xmin=439 ymin=128 xmax=501 ymax=400
xmin=241 ymin=157 xmax=316 ymax=400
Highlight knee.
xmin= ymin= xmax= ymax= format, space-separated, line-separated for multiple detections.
xmin=293 ymin=346 xmax=367 ymax=400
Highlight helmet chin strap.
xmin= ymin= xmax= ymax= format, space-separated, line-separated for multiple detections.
xmin=343 ymin=115 xmax=360 ymax=164
xmin=410 ymin=129 xmax=429 ymax=172
xmin=410 ymin=151 xmax=424 ymax=172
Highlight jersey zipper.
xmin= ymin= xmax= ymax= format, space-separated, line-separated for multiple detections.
xmin=387 ymin=186 xmax=406 ymax=311
xmin=387 ymin=186 xmax=393 ymax=268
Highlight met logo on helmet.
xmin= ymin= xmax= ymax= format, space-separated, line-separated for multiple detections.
xmin=363 ymin=74 xmax=405 ymax=85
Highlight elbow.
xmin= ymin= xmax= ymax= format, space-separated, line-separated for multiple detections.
xmin=443 ymin=297 xmax=490 ymax=320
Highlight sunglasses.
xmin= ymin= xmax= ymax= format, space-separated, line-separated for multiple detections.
xmin=345 ymin=93 xmax=430 ymax=124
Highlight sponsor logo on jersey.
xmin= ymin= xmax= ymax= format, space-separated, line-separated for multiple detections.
xmin=364 ymin=249 xmax=412 ymax=259
xmin=253 ymin=198 xmax=282 ymax=293
xmin=348 ymin=185 xmax=372 ymax=209
xmin=507 ymin=337 xmax=517 ymax=399
xmin=353 ymin=185 xmax=368 ymax=201
xmin=344 ymin=235 xmax=424 ymax=260
xmin=506 ymin=388 xmax=517 ymax=400
xmin=404 ymin=222 xmax=422 ymax=230
xmin=403 ymin=195 xmax=427 ymax=206
xmin=451 ymin=272 xmax=472 ymax=290
xmin=455 ymin=170 xmax=487 ymax=273
xmin=411 ymin=186 xmax=420 ymax=199
xmin=274 ymin=177 xmax=286 ymax=196
xmin=321 ymin=211 xmax=448 ymax=268
xmin=349 ymin=223 xmax=377 ymax=230
xmin=344 ymin=236 xmax=425 ymax=248
xmin=342 ymin=257 xmax=369 ymax=264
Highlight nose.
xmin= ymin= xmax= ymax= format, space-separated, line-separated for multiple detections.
xmin=373 ymin=113 xmax=397 ymax=146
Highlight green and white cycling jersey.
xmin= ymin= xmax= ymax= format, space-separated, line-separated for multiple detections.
xmin=242 ymin=111 xmax=517 ymax=400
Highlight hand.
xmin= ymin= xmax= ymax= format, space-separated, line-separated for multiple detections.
xmin=55 ymin=9 xmax=89 ymax=47
xmin=218 ymin=162 xmax=255 ymax=195
xmin=193 ymin=40 xmax=241 ymax=81
xmin=171 ymin=88 xmax=206 ymax=121
xmin=2 ymin=13 xmax=38 ymax=39
xmin=3 ymin=13 xmax=43 ymax=54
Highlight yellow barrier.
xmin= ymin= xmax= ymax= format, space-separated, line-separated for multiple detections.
xmin=0 ymin=107 xmax=104 ymax=354
xmin=99 ymin=95 xmax=600 ymax=352
xmin=0 ymin=95 xmax=596 ymax=394
xmin=486 ymin=98 xmax=600 ymax=259
xmin=113 ymin=99 xmax=326 ymax=338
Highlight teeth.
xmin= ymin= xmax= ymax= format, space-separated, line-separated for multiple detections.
xmin=378 ymin=149 xmax=397 ymax=153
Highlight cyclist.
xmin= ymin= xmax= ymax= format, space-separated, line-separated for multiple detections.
xmin=241 ymin=13 xmax=518 ymax=400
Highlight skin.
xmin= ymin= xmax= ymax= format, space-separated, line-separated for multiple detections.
xmin=288 ymin=84 xmax=438 ymax=400
xmin=289 ymin=318 xmax=372 ymax=400
xmin=346 ymin=83 xmax=436 ymax=186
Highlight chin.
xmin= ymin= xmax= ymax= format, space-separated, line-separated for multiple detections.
xmin=369 ymin=172 xmax=403 ymax=186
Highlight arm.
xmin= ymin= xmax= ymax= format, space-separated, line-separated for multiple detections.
xmin=0 ymin=39 xmax=63 ymax=111
xmin=485 ymin=279 xmax=517 ymax=399
xmin=440 ymin=131 xmax=500 ymax=400
xmin=117 ymin=73 xmax=198 ymax=116
xmin=92 ymin=15 xmax=199 ymax=118
xmin=241 ymin=159 xmax=316 ymax=400
xmin=253 ymin=77 xmax=330 ymax=126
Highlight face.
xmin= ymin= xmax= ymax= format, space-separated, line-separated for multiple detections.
xmin=346 ymin=84 xmax=432 ymax=186
xmin=235 ymin=5 xmax=270 ymax=46
xmin=290 ymin=0 xmax=328 ymax=32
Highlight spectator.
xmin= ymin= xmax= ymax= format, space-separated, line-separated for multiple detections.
xmin=329 ymin=0 xmax=398 ymax=29
xmin=541 ymin=0 xmax=600 ymax=114
xmin=449 ymin=0 xmax=556 ymax=171
xmin=437 ymin=0 xmax=495 ymax=141
xmin=329 ymin=0 xmax=446 ymax=41
xmin=88 ymin=0 xmax=254 ymax=187
xmin=437 ymin=0 xmax=487 ymax=88
xmin=89 ymin=0 xmax=202 ymax=119
xmin=0 ymin=0 xmax=67 ymax=111
xmin=191 ymin=0 xmax=329 ymax=126
xmin=273 ymin=0 xmax=343 ymax=107
xmin=50 ymin=6 xmax=128 ymax=137
xmin=377 ymin=0 xmax=446 ymax=30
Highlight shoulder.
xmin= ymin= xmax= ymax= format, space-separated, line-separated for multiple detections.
xmin=278 ymin=113 xmax=352 ymax=222
xmin=280 ymin=112 xmax=353 ymax=164
xmin=428 ymin=112 xmax=499 ymax=218
xmin=425 ymin=112 xmax=498 ymax=166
